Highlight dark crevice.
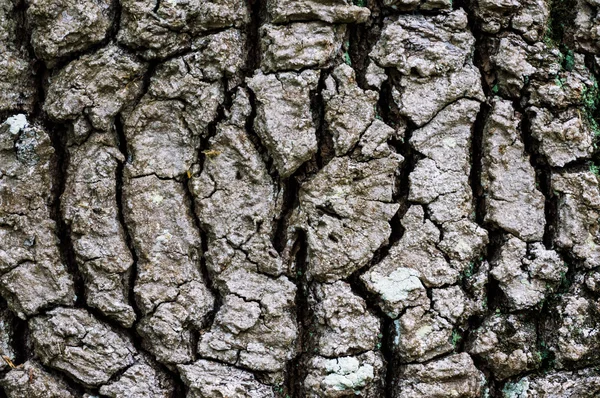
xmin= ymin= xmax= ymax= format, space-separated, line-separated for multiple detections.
xmin=468 ymin=29 xmax=509 ymax=318
xmin=546 ymin=0 xmax=578 ymax=50
xmin=377 ymin=68 xmax=403 ymax=130
xmin=46 ymin=123 xmax=86 ymax=308
xmin=335 ymin=55 xmax=416 ymax=398
xmin=245 ymin=0 xmax=264 ymax=76
xmin=484 ymin=231 xmax=509 ymax=313
xmin=114 ymin=115 xmax=142 ymax=323
xmin=12 ymin=0 xmax=45 ymax=119
xmin=313 ymin=69 xmax=335 ymax=169
xmin=134 ymin=62 xmax=158 ymax=108
xmin=38 ymin=64 xmax=187 ymax=395
xmin=461 ymin=2 xmax=539 ymax=394
xmin=520 ymin=109 xmax=558 ymax=250
xmin=286 ymin=230 xmax=309 ymax=398
xmin=196 ymin=80 xmax=230 ymax=176
xmin=245 ymin=87 xmax=277 ymax=179
xmin=470 ymin=101 xmax=490 ymax=227
xmin=346 ymin=270 xmax=396 ymax=398
xmin=348 ymin=0 xmax=383 ymax=90
xmin=7 ymin=0 xmax=600 ymax=395
xmin=368 ymin=71 xmax=419 ymax=268
xmin=38 ymin=365 xmax=89 ymax=397
xmin=11 ymin=316 xmax=29 ymax=366
xmin=184 ymin=80 xmax=235 ymax=358
xmin=110 ymin=0 xmax=122 ymax=41
xmin=182 ymin=173 xmax=221 ymax=336
xmin=382 ymin=316 xmax=396 ymax=398
xmin=12 ymin=0 xmax=29 ymax=52
xmin=273 ymin=176 xmax=300 ymax=255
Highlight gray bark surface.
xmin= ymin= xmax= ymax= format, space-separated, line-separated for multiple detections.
xmin=1 ymin=0 xmax=600 ymax=396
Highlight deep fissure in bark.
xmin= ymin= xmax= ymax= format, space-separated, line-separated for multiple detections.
xmin=286 ymin=230 xmax=309 ymax=398
xmin=346 ymin=268 xmax=397 ymax=398
xmin=245 ymin=0 xmax=264 ymax=76
xmin=370 ymin=70 xmax=420 ymax=267
xmin=181 ymin=173 xmax=221 ymax=337
xmin=114 ymin=115 xmax=143 ymax=323
xmin=367 ymin=67 xmax=421 ymax=398
xmin=245 ymin=86 xmax=278 ymax=179
xmin=3 ymin=0 xmax=600 ymax=394
xmin=273 ymin=175 xmax=300 ymax=255
xmin=47 ymin=123 xmax=85 ymax=308
xmin=348 ymin=0 xmax=383 ymax=90
xmin=313 ymin=69 xmax=335 ymax=170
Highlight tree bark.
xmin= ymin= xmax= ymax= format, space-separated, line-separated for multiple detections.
xmin=1 ymin=0 xmax=600 ymax=396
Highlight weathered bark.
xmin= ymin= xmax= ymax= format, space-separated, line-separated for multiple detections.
xmin=1 ymin=0 xmax=600 ymax=396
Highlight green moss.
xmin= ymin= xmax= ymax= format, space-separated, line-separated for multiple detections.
xmin=492 ymin=84 xmax=499 ymax=94
xmin=451 ymin=330 xmax=461 ymax=347
xmin=353 ymin=0 xmax=367 ymax=5
xmin=462 ymin=262 xmax=475 ymax=279
xmin=554 ymin=76 xmax=565 ymax=88
xmin=563 ymin=49 xmax=575 ymax=71
xmin=502 ymin=379 xmax=530 ymax=398
xmin=582 ymin=77 xmax=599 ymax=113
xmin=544 ymin=0 xmax=577 ymax=48
xmin=559 ymin=269 xmax=570 ymax=291
xmin=543 ymin=34 xmax=558 ymax=49
xmin=343 ymin=51 xmax=352 ymax=66
xmin=581 ymin=76 xmax=600 ymax=137
xmin=591 ymin=164 xmax=600 ymax=175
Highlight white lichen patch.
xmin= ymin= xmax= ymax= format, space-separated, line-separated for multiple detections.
xmin=5 ymin=114 xmax=28 ymax=134
xmin=323 ymin=357 xmax=375 ymax=391
xmin=370 ymin=268 xmax=425 ymax=303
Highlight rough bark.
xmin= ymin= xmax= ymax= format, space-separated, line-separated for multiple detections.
xmin=1 ymin=0 xmax=600 ymax=396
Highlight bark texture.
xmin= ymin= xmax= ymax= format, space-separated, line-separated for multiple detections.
xmin=1 ymin=0 xmax=600 ymax=396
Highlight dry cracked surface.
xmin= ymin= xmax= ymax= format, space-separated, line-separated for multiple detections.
xmin=1 ymin=0 xmax=600 ymax=396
